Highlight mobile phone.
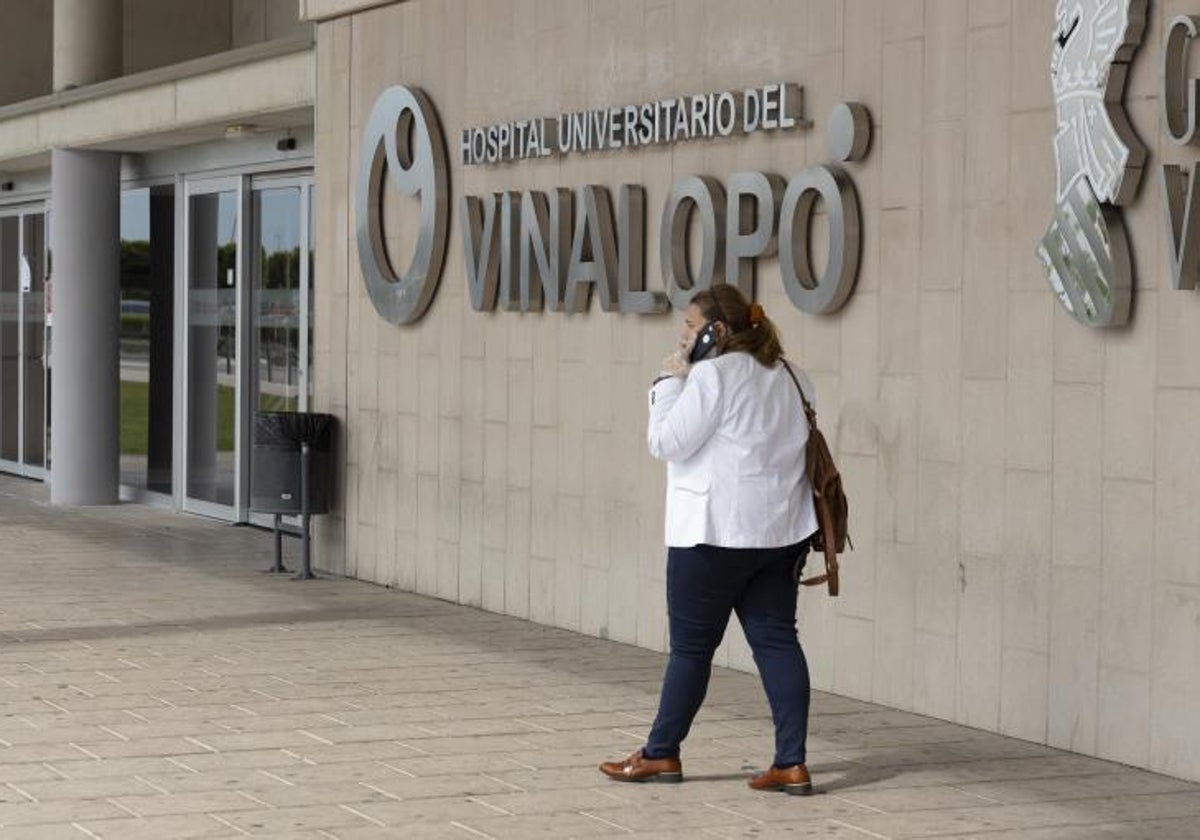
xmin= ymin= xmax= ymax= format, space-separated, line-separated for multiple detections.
xmin=688 ymin=322 xmax=719 ymax=364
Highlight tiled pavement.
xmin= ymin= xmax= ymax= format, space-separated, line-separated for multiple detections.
xmin=0 ymin=476 xmax=1198 ymax=839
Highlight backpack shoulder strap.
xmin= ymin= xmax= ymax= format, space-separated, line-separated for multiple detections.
xmin=780 ymin=359 xmax=817 ymax=428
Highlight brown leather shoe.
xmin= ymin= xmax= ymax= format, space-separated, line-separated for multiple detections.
xmin=748 ymin=764 xmax=813 ymax=795
xmin=599 ymin=749 xmax=683 ymax=783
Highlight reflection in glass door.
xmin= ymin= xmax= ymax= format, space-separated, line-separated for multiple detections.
xmin=252 ymin=185 xmax=304 ymax=414
xmin=119 ymin=186 xmax=175 ymax=494
xmin=21 ymin=214 xmax=45 ymax=468
xmin=185 ymin=186 xmax=240 ymax=509
xmin=0 ymin=209 xmax=48 ymax=478
xmin=246 ymin=179 xmax=312 ymax=529
xmin=0 ymin=217 xmax=18 ymax=463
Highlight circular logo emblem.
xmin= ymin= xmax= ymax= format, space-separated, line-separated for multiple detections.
xmin=356 ymin=85 xmax=449 ymax=325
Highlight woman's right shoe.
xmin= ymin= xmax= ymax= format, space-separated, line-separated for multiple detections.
xmin=599 ymin=749 xmax=683 ymax=783
xmin=747 ymin=763 xmax=813 ymax=795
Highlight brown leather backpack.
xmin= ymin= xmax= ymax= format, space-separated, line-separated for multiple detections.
xmin=782 ymin=361 xmax=850 ymax=597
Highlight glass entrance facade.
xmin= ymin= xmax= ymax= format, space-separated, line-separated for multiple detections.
xmin=0 ymin=174 xmax=315 ymax=521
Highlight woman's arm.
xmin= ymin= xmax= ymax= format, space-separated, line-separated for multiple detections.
xmin=646 ymin=363 xmax=723 ymax=462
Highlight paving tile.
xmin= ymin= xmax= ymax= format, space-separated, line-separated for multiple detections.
xmin=468 ymin=786 xmax=630 ymax=815
xmin=345 ymin=797 xmax=501 ymax=826
xmin=74 ymin=814 xmax=234 ymax=840
xmin=582 ymin=802 xmax=760 ymax=832
xmin=131 ymin=768 xmax=297 ymax=794
xmin=220 ymin=780 xmax=391 ymax=809
xmin=452 ymin=811 xmax=627 ymax=838
xmin=248 ymin=760 xmax=418 ymax=788
xmin=333 ymin=826 xmax=480 ymax=840
xmin=705 ymin=823 xmax=895 ymax=839
xmin=0 ymin=799 xmax=128 ymax=826
xmin=955 ymin=771 xmax=1196 ymax=804
xmin=47 ymin=756 xmax=225 ymax=780
xmin=144 ymin=748 xmax=312 ymax=772
xmin=0 ymin=823 xmax=94 ymax=840
xmin=207 ymin=834 xmax=333 ymax=840
xmin=0 ymin=763 xmax=67 ymax=784
xmin=834 ymin=783 xmax=1006 ymax=812
xmin=384 ymin=753 xmax=548 ymax=778
xmin=15 ymin=775 xmax=162 ymax=801
xmin=109 ymin=789 xmax=268 ymax=817
xmin=351 ymin=772 xmax=521 ymax=801
xmin=214 ymin=803 xmax=377 ymax=833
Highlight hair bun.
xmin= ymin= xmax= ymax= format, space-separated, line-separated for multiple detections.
xmin=748 ymin=303 xmax=765 ymax=327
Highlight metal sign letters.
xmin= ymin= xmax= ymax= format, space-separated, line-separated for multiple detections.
xmin=358 ymin=80 xmax=871 ymax=324
xmin=460 ymin=83 xmax=806 ymax=166
xmin=1162 ymin=14 xmax=1200 ymax=292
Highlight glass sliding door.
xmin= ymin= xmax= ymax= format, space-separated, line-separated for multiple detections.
xmin=182 ymin=174 xmax=313 ymax=522
xmin=184 ymin=181 xmax=242 ymax=512
xmin=0 ymin=208 xmax=48 ymax=478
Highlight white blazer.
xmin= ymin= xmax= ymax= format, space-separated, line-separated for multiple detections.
xmin=647 ymin=351 xmax=818 ymax=549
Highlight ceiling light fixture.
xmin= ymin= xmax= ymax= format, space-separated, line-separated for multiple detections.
xmin=224 ymin=123 xmax=258 ymax=139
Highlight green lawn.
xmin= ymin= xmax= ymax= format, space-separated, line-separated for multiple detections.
xmin=120 ymin=380 xmax=296 ymax=455
xmin=120 ymin=379 xmax=236 ymax=455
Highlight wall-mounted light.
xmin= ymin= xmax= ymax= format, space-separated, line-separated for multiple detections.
xmin=224 ymin=123 xmax=258 ymax=140
xmin=276 ymin=137 xmax=297 ymax=152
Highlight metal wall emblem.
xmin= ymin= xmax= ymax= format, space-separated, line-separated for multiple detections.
xmin=1037 ymin=0 xmax=1147 ymax=327
xmin=356 ymin=86 xmax=450 ymax=325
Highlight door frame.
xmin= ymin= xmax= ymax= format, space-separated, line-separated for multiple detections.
xmin=0 ymin=204 xmax=48 ymax=481
xmin=116 ymin=176 xmax=177 ymax=507
xmin=245 ymin=173 xmax=313 ymax=531
xmin=179 ymin=174 xmax=250 ymax=522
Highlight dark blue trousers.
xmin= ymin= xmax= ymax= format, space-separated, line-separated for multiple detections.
xmin=644 ymin=541 xmax=811 ymax=768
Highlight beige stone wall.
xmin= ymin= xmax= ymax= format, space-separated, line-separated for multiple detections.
xmin=233 ymin=0 xmax=315 ymax=47
xmin=125 ymin=0 xmax=312 ymax=75
xmin=313 ymin=0 xmax=1200 ymax=782
xmin=124 ymin=0 xmax=233 ymax=74
xmin=0 ymin=0 xmax=51 ymax=106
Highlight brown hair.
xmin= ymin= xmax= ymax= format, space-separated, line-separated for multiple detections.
xmin=689 ymin=284 xmax=784 ymax=367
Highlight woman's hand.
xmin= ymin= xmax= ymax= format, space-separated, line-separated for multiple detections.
xmin=661 ymin=333 xmax=695 ymax=378
xmin=661 ymin=346 xmax=690 ymax=378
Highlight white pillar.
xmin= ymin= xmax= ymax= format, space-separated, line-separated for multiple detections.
xmin=49 ymin=0 xmax=123 ymax=505
xmin=53 ymin=0 xmax=122 ymax=91
xmin=50 ymin=149 xmax=121 ymax=505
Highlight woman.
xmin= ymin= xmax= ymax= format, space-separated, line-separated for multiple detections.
xmin=599 ymin=283 xmax=817 ymax=795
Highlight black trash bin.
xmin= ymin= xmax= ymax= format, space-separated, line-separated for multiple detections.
xmin=251 ymin=412 xmax=336 ymax=579
xmin=251 ymin=412 xmax=334 ymax=515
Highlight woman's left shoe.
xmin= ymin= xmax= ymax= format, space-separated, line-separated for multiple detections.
xmin=747 ymin=764 xmax=813 ymax=795
xmin=599 ymin=749 xmax=683 ymax=783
